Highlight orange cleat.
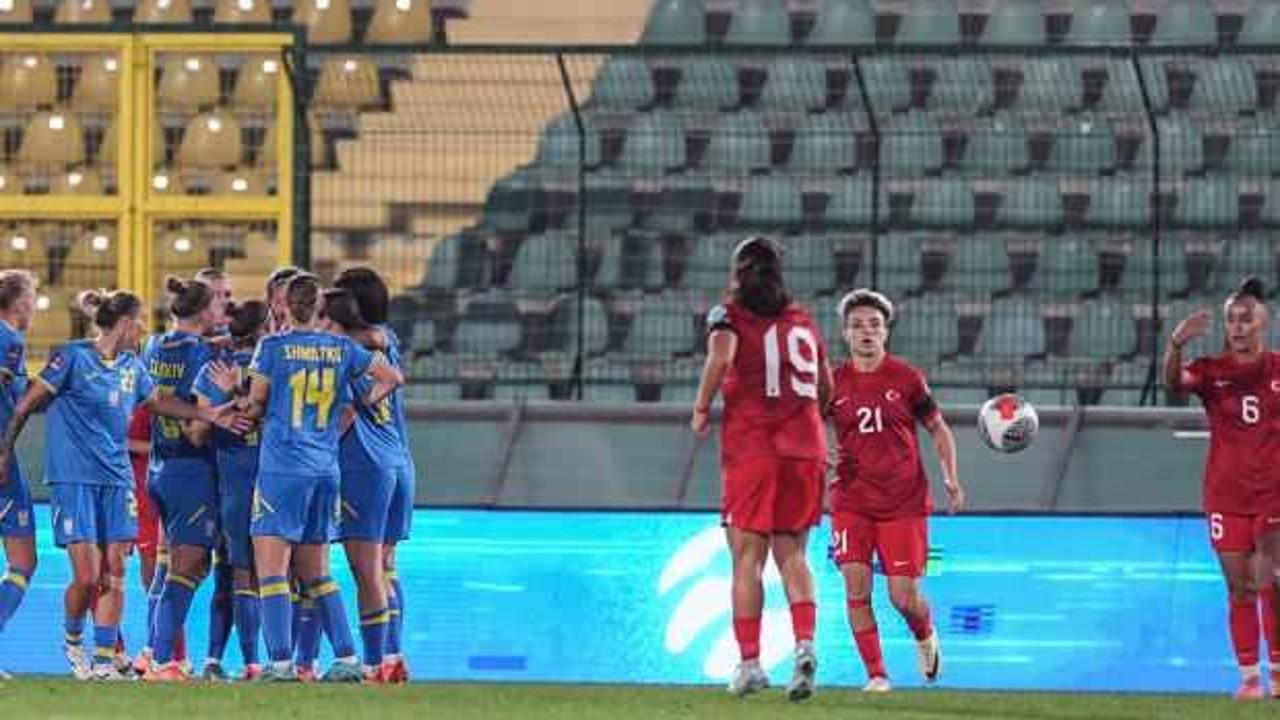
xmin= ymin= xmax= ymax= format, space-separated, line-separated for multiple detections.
xmin=1237 ymin=675 xmax=1263 ymax=700
xmin=143 ymin=662 xmax=189 ymax=683
xmin=386 ymin=656 xmax=409 ymax=684
xmin=132 ymin=649 xmax=152 ymax=676
xmin=297 ymin=665 xmax=318 ymax=683
xmin=241 ymin=664 xmax=262 ymax=682
xmin=363 ymin=665 xmax=390 ymax=685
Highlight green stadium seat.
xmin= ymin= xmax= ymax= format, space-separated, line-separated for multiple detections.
xmin=1240 ymin=0 xmax=1280 ymax=46
xmin=893 ymin=0 xmax=959 ymax=45
xmin=423 ymin=233 xmax=491 ymax=291
xmin=1149 ymin=0 xmax=1217 ymax=46
xmin=1033 ymin=237 xmax=1100 ymax=297
xmin=584 ymin=357 xmax=637 ymax=401
xmin=1223 ymin=125 xmax=1280 ymax=177
xmin=704 ymin=111 xmax=770 ymax=174
xmin=647 ymin=175 xmax=710 ymax=234
xmin=618 ymin=111 xmax=686 ymax=175
xmin=789 ymin=114 xmax=858 ymax=176
xmin=683 ymin=233 xmax=740 ymax=291
xmin=738 ymin=175 xmax=803 ymax=228
xmin=590 ymin=57 xmax=656 ymax=112
xmin=493 ymin=379 xmax=551 ymax=402
xmin=1173 ymin=177 xmax=1239 ymax=228
xmin=1068 ymin=299 xmax=1135 ymax=359
xmin=784 ymin=234 xmax=837 ymax=295
xmin=536 ymin=113 xmax=602 ymax=179
xmin=947 ymin=236 xmax=1012 ymax=293
xmin=859 ymin=59 xmax=912 ymax=114
xmin=641 ymin=0 xmax=706 ymax=46
xmin=976 ymin=296 xmax=1045 ymax=357
xmin=672 ymin=58 xmax=739 ymax=111
xmin=1222 ymin=235 xmax=1277 ymax=283
xmin=805 ymin=0 xmax=874 ymax=46
xmin=482 ymin=169 xmax=537 ymax=233
xmin=758 ymin=58 xmax=828 ymax=113
xmin=893 ymin=293 xmax=960 ymax=364
xmin=1134 ymin=116 xmax=1203 ymax=176
xmin=623 ymin=292 xmax=695 ymax=357
xmin=453 ymin=301 xmax=523 ymax=356
xmin=1187 ymin=59 xmax=1258 ymax=114
xmin=928 ymin=60 xmax=994 ymax=113
xmin=595 ymin=234 xmax=664 ymax=291
xmin=1065 ymin=0 xmax=1132 ymax=45
xmin=1262 ymin=182 xmax=1280 ymax=227
xmin=410 ymin=351 xmax=456 ymax=383
xmin=1087 ymin=179 xmax=1151 ymax=228
xmin=548 ymin=296 xmax=610 ymax=355
xmin=980 ymin=0 xmax=1046 ymax=46
xmin=824 ymin=175 xmax=879 ymax=227
xmin=882 ymin=114 xmax=943 ymax=177
xmin=876 ymin=233 xmax=923 ymax=296
xmin=724 ymin=0 xmax=791 ymax=47
xmin=997 ymin=179 xmax=1063 ymax=228
xmin=509 ymin=232 xmax=578 ymax=293
xmin=410 ymin=318 xmax=436 ymax=356
xmin=962 ymin=119 xmax=1029 ymax=176
xmin=1124 ymin=238 xmax=1187 ymax=293
xmin=1016 ymin=60 xmax=1083 ymax=114
xmin=911 ymin=178 xmax=975 ymax=227
xmin=814 ymin=294 xmax=844 ymax=350
xmin=1047 ymin=119 xmax=1117 ymax=175
xmin=1094 ymin=60 xmax=1144 ymax=113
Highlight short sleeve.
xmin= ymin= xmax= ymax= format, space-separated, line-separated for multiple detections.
xmin=132 ymin=356 xmax=155 ymax=404
xmin=706 ymin=304 xmax=733 ymax=334
xmin=193 ymin=363 xmax=230 ymax=406
xmin=909 ymin=369 xmax=939 ymax=422
xmin=248 ymin=339 xmax=273 ymax=384
xmin=345 ymin=339 xmax=376 ymax=382
xmin=37 ymin=346 xmax=76 ymax=395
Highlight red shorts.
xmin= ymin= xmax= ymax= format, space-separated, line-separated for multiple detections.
xmin=831 ymin=512 xmax=928 ymax=577
xmin=134 ymin=460 xmax=159 ymax=559
xmin=1208 ymin=511 xmax=1280 ymax=554
xmin=721 ymin=455 xmax=823 ymax=534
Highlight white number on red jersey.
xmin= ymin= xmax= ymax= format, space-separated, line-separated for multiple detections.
xmin=856 ymin=406 xmax=884 ymax=434
xmin=763 ymin=324 xmax=819 ymax=399
xmin=1242 ymin=395 xmax=1260 ymax=425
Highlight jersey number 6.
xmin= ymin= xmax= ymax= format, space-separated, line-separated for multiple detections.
xmin=763 ymin=324 xmax=819 ymax=400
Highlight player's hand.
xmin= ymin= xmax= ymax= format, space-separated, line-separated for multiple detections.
xmin=690 ymin=408 xmax=711 ymax=438
xmin=207 ymin=361 xmax=239 ymax=393
xmin=944 ymin=481 xmax=966 ymax=514
xmin=1172 ymin=309 xmax=1212 ymax=347
xmin=206 ymin=401 xmax=254 ymax=435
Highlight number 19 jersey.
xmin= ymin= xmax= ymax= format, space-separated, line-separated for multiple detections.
xmin=249 ymin=330 xmax=375 ymax=476
xmin=709 ymin=301 xmax=827 ymax=466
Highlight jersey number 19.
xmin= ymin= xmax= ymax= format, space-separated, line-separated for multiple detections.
xmin=763 ymin=324 xmax=819 ymax=400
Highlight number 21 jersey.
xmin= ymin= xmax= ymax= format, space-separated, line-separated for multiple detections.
xmin=709 ymin=301 xmax=827 ymax=465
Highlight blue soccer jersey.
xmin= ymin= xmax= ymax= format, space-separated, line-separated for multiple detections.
xmin=141 ymin=330 xmax=217 ymax=460
xmin=37 ymin=340 xmax=155 ymax=487
xmin=0 ymin=320 xmax=28 ymax=478
xmin=339 ymin=330 xmax=408 ymax=473
xmin=249 ymin=330 xmax=375 ymax=476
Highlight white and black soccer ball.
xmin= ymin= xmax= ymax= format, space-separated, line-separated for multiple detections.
xmin=977 ymin=393 xmax=1039 ymax=453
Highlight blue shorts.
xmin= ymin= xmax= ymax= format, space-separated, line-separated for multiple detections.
xmin=147 ymin=458 xmax=219 ymax=549
xmin=0 ymin=458 xmax=33 ymax=538
xmin=217 ymin=452 xmax=258 ymax=569
xmin=337 ymin=466 xmax=396 ymax=542
xmin=251 ymin=471 xmax=338 ymax=545
xmin=386 ymin=462 xmax=415 ymax=543
xmin=50 ymin=483 xmax=137 ymax=548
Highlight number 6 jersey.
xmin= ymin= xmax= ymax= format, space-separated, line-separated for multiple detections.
xmin=708 ymin=302 xmax=827 ymax=466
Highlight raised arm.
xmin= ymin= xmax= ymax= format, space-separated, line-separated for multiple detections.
xmin=1164 ymin=309 xmax=1212 ymax=391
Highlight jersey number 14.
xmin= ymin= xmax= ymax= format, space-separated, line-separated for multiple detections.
xmin=288 ymin=368 xmax=336 ymax=430
xmin=763 ymin=324 xmax=819 ymax=399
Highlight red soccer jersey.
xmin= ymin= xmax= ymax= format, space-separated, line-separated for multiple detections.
xmin=829 ymin=354 xmax=938 ymax=520
xmin=128 ymin=404 xmax=150 ymax=480
xmin=710 ymin=301 xmax=827 ymax=466
xmin=1180 ymin=351 xmax=1280 ymax=515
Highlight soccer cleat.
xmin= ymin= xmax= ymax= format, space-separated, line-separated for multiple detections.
xmin=143 ymin=662 xmax=188 ymax=683
xmin=201 ymin=661 xmax=229 ymax=682
xmin=0 ymin=668 xmax=12 ymax=681
xmin=863 ymin=676 xmax=892 ymax=693
xmin=917 ymin=629 xmax=941 ymax=683
xmin=296 ymin=664 xmax=318 ymax=683
xmin=363 ymin=665 xmax=390 ymax=684
xmin=385 ymin=655 xmax=410 ymax=683
xmin=92 ymin=663 xmax=134 ymax=682
xmin=1236 ymin=674 xmax=1264 ymax=700
xmin=132 ymin=648 xmax=152 ymax=676
xmin=256 ymin=663 xmax=300 ymax=683
xmin=241 ymin=664 xmax=262 ymax=682
xmin=65 ymin=643 xmax=92 ymax=681
xmin=726 ymin=660 xmax=769 ymax=697
xmin=786 ymin=641 xmax=817 ymax=702
xmin=321 ymin=660 xmax=365 ymax=684
xmin=114 ymin=650 xmax=135 ymax=677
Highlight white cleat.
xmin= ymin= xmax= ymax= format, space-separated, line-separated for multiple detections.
xmin=65 ymin=643 xmax=92 ymax=681
xmin=726 ymin=660 xmax=770 ymax=697
xmin=0 ymin=668 xmax=12 ymax=681
xmin=917 ymin=628 xmax=941 ymax=684
xmin=91 ymin=664 xmax=134 ymax=682
xmin=786 ymin=641 xmax=817 ymax=702
xmin=863 ymin=676 xmax=892 ymax=693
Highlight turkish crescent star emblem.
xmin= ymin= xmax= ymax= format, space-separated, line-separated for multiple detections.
xmin=886 ymin=389 xmax=900 ymax=401
xmin=1272 ymin=380 xmax=1280 ymax=393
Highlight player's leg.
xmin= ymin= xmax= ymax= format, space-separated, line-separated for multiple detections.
xmin=222 ymin=484 xmax=261 ymax=679
xmin=63 ymin=542 xmax=99 ymax=679
xmin=89 ymin=541 xmax=131 ymax=680
xmin=291 ymin=573 xmax=320 ymax=680
xmin=1252 ymin=520 xmax=1280 ymax=697
xmin=296 ymin=473 xmax=361 ymax=682
xmin=833 ymin=512 xmax=888 ymax=691
xmin=251 ymin=472 xmax=304 ymax=681
xmin=202 ymin=548 xmax=233 ymax=680
xmin=0 ymin=463 xmax=38 ymax=676
xmin=1212 ymin=512 xmax=1264 ymax=698
xmin=338 ymin=468 xmax=394 ymax=679
xmin=770 ymin=530 xmax=816 ymax=702
xmin=726 ymin=526 xmax=770 ymax=696
xmin=148 ymin=543 xmax=209 ymax=679
xmin=382 ymin=544 xmax=406 ymax=681
xmin=881 ymin=515 xmax=938 ymax=683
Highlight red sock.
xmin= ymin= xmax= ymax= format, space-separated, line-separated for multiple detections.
xmin=174 ymin=628 xmax=187 ymax=663
xmin=732 ymin=617 xmax=761 ymax=661
xmin=1260 ymin=588 xmax=1277 ymax=666
xmin=790 ymin=602 xmax=816 ymax=643
xmin=849 ymin=599 xmax=886 ymax=679
xmin=1231 ymin=595 xmax=1261 ymax=667
xmin=904 ymin=600 xmax=933 ymax=642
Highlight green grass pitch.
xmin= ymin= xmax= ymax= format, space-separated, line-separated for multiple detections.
xmin=0 ymin=679 xmax=1267 ymax=720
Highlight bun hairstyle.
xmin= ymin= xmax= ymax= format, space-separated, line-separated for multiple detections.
xmin=194 ymin=267 xmax=226 ymax=284
xmin=0 ymin=269 xmax=36 ymax=311
xmin=730 ymin=235 xmax=791 ymax=318
xmin=321 ymin=288 xmax=371 ymax=332
xmin=226 ymin=300 xmax=268 ymax=345
xmin=165 ymin=275 xmax=213 ymax=319
xmin=333 ymin=267 xmax=389 ymax=325
xmin=76 ymin=288 xmax=142 ymax=329
xmin=1237 ymin=276 xmax=1266 ymax=302
xmin=285 ymin=273 xmax=321 ymax=324
xmin=265 ymin=265 xmax=301 ymax=298
xmin=838 ymin=288 xmax=895 ymax=324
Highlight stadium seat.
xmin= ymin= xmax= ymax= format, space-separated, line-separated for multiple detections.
xmin=366 ymin=0 xmax=433 ymax=45
xmin=293 ymin=0 xmax=354 ymax=45
xmin=1067 ymin=299 xmax=1135 ymax=359
xmin=893 ymin=0 xmax=959 ymax=45
xmin=509 ymin=231 xmax=578 ymax=293
xmin=703 ymin=111 xmax=769 ymax=175
xmin=214 ymin=0 xmax=271 ymax=23
xmin=1064 ymin=0 xmax=1132 ymax=45
xmin=17 ymin=111 xmax=86 ymax=170
xmin=134 ymin=0 xmax=193 ymax=24
xmin=893 ymin=293 xmax=959 ymax=363
xmin=312 ymin=57 xmax=381 ymax=110
xmin=1261 ymin=182 xmax=1280 ymax=227
xmin=0 ymin=54 xmax=56 ymax=111
xmin=1149 ymin=0 xmax=1217 ymax=46
xmin=548 ymin=296 xmax=610 ymax=355
xmin=724 ymin=0 xmax=791 ymax=47
xmin=683 ymin=233 xmax=740 ymax=291
xmin=641 ymin=0 xmax=706 ymax=46
xmin=997 ymin=179 xmax=1064 ymax=228
xmin=738 ymin=175 xmax=803 ymax=228
xmin=1033 ymin=237 xmax=1100 ymax=297
xmin=927 ymin=59 xmax=994 ymax=113
xmin=157 ymin=55 xmax=220 ymax=111
xmin=617 ymin=111 xmax=686 ymax=175
xmin=589 ymin=56 xmax=655 ymax=112
xmin=875 ymin=233 xmax=922 ymax=296
xmin=975 ymin=296 xmax=1045 ymax=357
xmin=882 ymin=114 xmax=943 ymax=177
xmin=595 ymin=233 xmax=664 ymax=291
xmin=583 ymin=357 xmax=636 ymax=401
xmin=1124 ymin=238 xmax=1187 ymax=293
xmin=453 ymin=291 xmax=522 ymax=355
xmin=789 ymin=113 xmax=858 ymax=176
xmin=757 ymin=58 xmax=827 ymax=113
xmin=1133 ymin=116 xmax=1203 ymax=176
xmin=423 ymin=233 xmax=487 ymax=291
xmin=536 ymin=112 xmax=602 ymax=179
xmin=980 ymin=0 xmax=1046 ymax=46
xmin=177 ymin=111 xmax=243 ymax=169
xmin=150 ymin=167 xmax=185 ymax=194
xmin=805 ymin=0 xmax=874 ymax=46
xmin=54 ymin=0 xmax=111 ymax=23
xmin=784 ymin=234 xmax=837 ymax=295
xmin=0 ymin=0 xmax=33 ymax=23
xmin=49 ymin=166 xmax=103 ymax=194
xmin=213 ymin=166 xmax=267 ymax=195
xmin=947 ymin=236 xmax=1011 ymax=293
xmin=232 ymin=57 xmax=280 ymax=113
xmin=1224 ymin=125 xmax=1280 ymax=177
xmin=1047 ymin=119 xmax=1117 ymax=175
xmin=1173 ymin=177 xmax=1239 ymax=227
xmin=671 ymin=57 xmax=739 ymax=111
xmin=1093 ymin=59 xmax=1144 ymax=113
xmin=824 ymin=175 xmax=879 ymax=227
xmin=481 ymin=169 xmax=537 ymax=234
xmin=1016 ymin=59 xmax=1083 ymax=114
xmin=0 ymin=166 xmax=17 ymax=195
xmin=859 ymin=59 xmax=912 ymax=114
xmin=622 ymin=291 xmax=695 ymax=357
xmin=1222 ymin=235 xmax=1276 ymax=287
xmin=71 ymin=55 xmax=120 ymax=112
xmin=1240 ymin=0 xmax=1280 ymax=46
xmin=1185 ymin=59 xmax=1258 ymax=115
xmin=1087 ymin=178 xmax=1151 ymax=227
xmin=961 ymin=119 xmax=1029 ymax=176
xmin=911 ymin=178 xmax=975 ymax=227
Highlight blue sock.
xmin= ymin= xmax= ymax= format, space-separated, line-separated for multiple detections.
xmin=233 ymin=588 xmax=261 ymax=666
xmin=153 ymin=573 xmax=198 ymax=664
xmin=294 ymin=597 xmax=321 ymax=668
xmin=0 ymin=567 xmax=31 ymax=632
xmin=310 ymin=576 xmax=356 ymax=660
xmin=147 ymin=561 xmax=169 ymax=650
xmin=258 ymin=576 xmax=292 ymax=663
xmin=65 ymin=615 xmax=85 ymax=648
xmin=387 ymin=574 xmax=404 ymax=656
xmin=93 ymin=624 xmax=117 ymax=667
xmin=206 ymin=562 xmax=233 ymax=663
xmin=359 ymin=608 xmax=390 ymax=667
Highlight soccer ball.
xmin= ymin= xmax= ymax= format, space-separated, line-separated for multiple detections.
xmin=977 ymin=393 xmax=1039 ymax=453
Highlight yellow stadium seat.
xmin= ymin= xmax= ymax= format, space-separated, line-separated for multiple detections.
xmin=258 ymin=112 xmax=325 ymax=169
xmin=134 ymin=0 xmax=192 ymax=23
xmin=214 ymin=166 xmax=267 ymax=195
xmin=150 ymin=167 xmax=185 ymax=194
xmin=159 ymin=226 xmax=208 ymax=270
xmin=0 ymin=165 xmax=18 ymax=195
xmin=18 ymin=111 xmax=86 ymax=170
xmin=0 ymin=54 xmax=57 ymax=110
xmin=214 ymin=0 xmax=271 ymax=23
xmin=54 ymin=0 xmax=112 ymax=24
xmin=366 ymin=0 xmax=432 ymax=44
xmin=0 ymin=0 xmax=34 ymax=24
xmin=157 ymin=54 xmax=220 ymax=111
xmin=312 ymin=57 xmax=380 ymax=110
xmin=50 ymin=166 xmax=103 ymax=194
xmin=177 ymin=110 xmax=243 ymax=169
xmin=231 ymin=56 xmax=279 ymax=112
xmin=293 ymin=0 xmax=353 ymax=45
xmin=71 ymin=54 xmax=121 ymax=111
xmin=0 ymin=224 xmax=41 ymax=277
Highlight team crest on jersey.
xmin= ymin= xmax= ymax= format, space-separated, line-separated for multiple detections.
xmin=1271 ymin=379 xmax=1280 ymax=393
xmin=47 ymin=352 xmax=65 ymax=371
xmin=119 ymin=368 xmax=136 ymax=394
xmin=885 ymin=389 xmax=901 ymax=402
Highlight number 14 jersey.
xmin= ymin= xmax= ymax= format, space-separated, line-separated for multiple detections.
xmin=709 ymin=302 xmax=827 ymax=466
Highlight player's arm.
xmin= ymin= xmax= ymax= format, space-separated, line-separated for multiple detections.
xmin=1164 ymin=309 xmax=1212 ymax=391
xmin=147 ymin=389 xmax=251 ymax=435
xmin=691 ymin=329 xmax=737 ymax=437
xmin=361 ymin=355 xmax=404 ymax=409
xmin=0 ymin=380 xmax=53 ymax=485
xmin=186 ymin=361 xmax=240 ymax=447
xmin=923 ymin=411 xmax=964 ymax=514
xmin=242 ymin=373 xmax=270 ymax=421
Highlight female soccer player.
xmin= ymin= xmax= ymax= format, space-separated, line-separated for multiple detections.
xmin=690 ymin=236 xmax=831 ymax=702
xmin=827 ymin=289 xmax=963 ymax=693
xmin=0 ymin=289 xmax=246 ymax=680
xmin=191 ymin=299 xmax=270 ymax=681
xmin=243 ymin=274 xmax=403 ymax=683
xmin=1165 ymin=277 xmax=1280 ymax=700
xmin=139 ymin=277 xmax=226 ymax=682
xmin=334 ymin=267 xmax=415 ymax=682
xmin=0 ymin=270 xmax=37 ymax=678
